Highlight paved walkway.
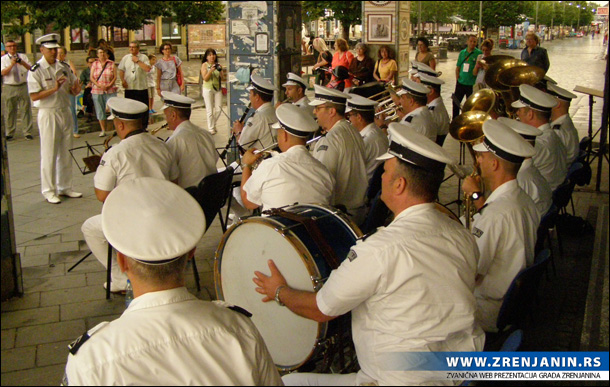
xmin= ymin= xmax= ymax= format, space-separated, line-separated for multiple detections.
xmin=1 ymin=37 xmax=608 ymax=385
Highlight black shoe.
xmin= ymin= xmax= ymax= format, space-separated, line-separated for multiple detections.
xmin=6 ymin=136 xmax=13 ymax=141
xmin=25 ymin=135 xmax=34 ymax=140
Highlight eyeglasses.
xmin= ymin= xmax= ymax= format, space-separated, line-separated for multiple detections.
xmin=314 ymin=105 xmax=330 ymax=112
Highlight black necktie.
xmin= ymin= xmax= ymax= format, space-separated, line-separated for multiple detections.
xmin=428 ymin=106 xmax=435 ymax=111
xmin=552 ymin=124 xmax=561 ymax=130
xmin=406 ymin=116 xmax=413 ymax=123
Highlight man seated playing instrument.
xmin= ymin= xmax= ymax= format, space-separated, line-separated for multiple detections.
xmin=66 ymin=178 xmax=282 ymax=385
xmin=254 ymin=124 xmax=484 ymax=385
xmin=232 ymin=74 xmax=278 ymax=150
xmin=276 ymin=72 xmax=314 ymax=117
xmin=81 ymin=98 xmax=178 ymax=293
xmin=462 ymin=119 xmax=540 ymax=332
xmin=240 ymin=104 xmax=334 ymax=212
xmin=162 ymin=91 xmax=218 ymax=189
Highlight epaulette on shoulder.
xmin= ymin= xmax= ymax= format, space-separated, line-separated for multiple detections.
xmin=30 ymin=63 xmax=39 ymax=72
xmin=213 ymin=300 xmax=253 ymax=318
xmin=67 ymin=321 xmax=109 ymax=355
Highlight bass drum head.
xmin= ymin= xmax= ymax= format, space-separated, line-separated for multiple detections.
xmin=215 ymin=218 xmax=322 ymax=370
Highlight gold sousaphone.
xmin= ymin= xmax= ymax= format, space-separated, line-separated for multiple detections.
xmin=484 ymin=57 xmax=545 ymax=117
xmin=449 ymin=110 xmax=491 ymax=229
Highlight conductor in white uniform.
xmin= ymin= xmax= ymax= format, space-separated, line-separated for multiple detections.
xmin=462 ymin=119 xmax=540 ymax=332
xmin=232 ymin=74 xmax=278 ymax=150
xmin=240 ymin=104 xmax=334 ymax=212
xmin=65 ymin=178 xmax=282 ymax=386
xmin=254 ymin=125 xmax=484 ymax=385
xmin=27 ymin=33 xmax=82 ymax=204
xmin=161 ymin=91 xmax=218 ymax=189
xmin=81 ymin=98 xmax=179 ymax=293
xmin=310 ymin=84 xmax=368 ymax=225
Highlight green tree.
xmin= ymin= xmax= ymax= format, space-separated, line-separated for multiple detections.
xmin=457 ymin=1 xmax=534 ymax=32
xmin=302 ymin=1 xmax=361 ymax=40
xmin=410 ymin=1 xmax=459 ymax=35
xmin=168 ymin=1 xmax=224 ymax=26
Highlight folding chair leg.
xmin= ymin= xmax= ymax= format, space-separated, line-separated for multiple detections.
xmin=556 ymin=228 xmax=564 ymax=257
xmin=546 ymin=229 xmax=557 ymax=277
xmin=192 ymin=259 xmax=201 ymax=292
xmin=68 ymin=251 xmax=92 ymax=272
xmin=570 ymin=197 xmax=576 ymax=216
xmin=106 ymin=244 xmax=112 ymax=300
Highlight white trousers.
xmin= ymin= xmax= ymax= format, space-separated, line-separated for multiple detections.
xmin=202 ymin=87 xmax=222 ymax=131
xmin=38 ymin=107 xmax=73 ymax=195
xmin=81 ymin=214 xmax=128 ymax=289
xmin=282 ymin=372 xmax=358 ymax=386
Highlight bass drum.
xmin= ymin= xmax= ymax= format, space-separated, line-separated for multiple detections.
xmin=214 ymin=204 xmax=362 ymax=371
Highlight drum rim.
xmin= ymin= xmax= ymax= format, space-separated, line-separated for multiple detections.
xmin=214 ymin=217 xmax=328 ymax=371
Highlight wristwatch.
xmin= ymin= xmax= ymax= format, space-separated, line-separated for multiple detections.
xmin=470 ymin=192 xmax=483 ymax=201
xmin=274 ymin=285 xmax=286 ymax=306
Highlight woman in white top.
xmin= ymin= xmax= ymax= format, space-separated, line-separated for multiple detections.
xmin=200 ymin=48 xmax=222 ymax=135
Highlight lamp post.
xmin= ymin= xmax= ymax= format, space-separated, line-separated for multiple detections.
xmin=551 ymin=2 xmax=555 ymax=41
xmin=577 ymin=4 xmax=581 ymax=31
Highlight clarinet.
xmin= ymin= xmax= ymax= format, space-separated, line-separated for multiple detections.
xmin=220 ymin=104 xmax=250 ymax=159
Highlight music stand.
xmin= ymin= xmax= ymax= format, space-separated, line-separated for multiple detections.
xmin=69 ymin=141 xmax=105 ymax=175
xmin=574 ymin=85 xmax=607 ymax=192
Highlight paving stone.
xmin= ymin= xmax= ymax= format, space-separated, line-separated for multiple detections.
xmin=1 ymin=329 xmax=16 ymax=350
xmin=60 ymin=299 xmax=127 ymax=321
xmin=86 ymin=314 xmax=122 ymax=330
xmin=36 ymin=340 xmax=72 ymax=367
xmin=24 ymin=242 xmax=80 ymax=257
xmin=1 ymin=306 xmax=59 ymax=330
xmin=40 ymin=285 xmax=107 ymax=307
xmin=23 ymin=274 xmax=87 ymax=293
xmin=0 ymin=364 xmax=66 ymax=386
xmin=49 ymin=249 xmax=88 ymax=265
xmin=22 ymin=264 xmax=66 ymax=279
xmin=15 ymin=319 xmax=85 ymax=347
xmin=21 ymin=234 xmax=62 ymax=247
xmin=1 ymin=346 xmax=37 ymax=373
xmin=0 ymin=293 xmax=41 ymax=313
xmin=20 ymin=254 xmax=50 ymax=268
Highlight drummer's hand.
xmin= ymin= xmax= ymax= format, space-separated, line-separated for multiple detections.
xmin=232 ymin=120 xmax=244 ymax=135
xmin=462 ymin=175 xmax=482 ymax=196
xmin=253 ymin=260 xmax=287 ymax=302
xmin=241 ymin=149 xmax=262 ymax=166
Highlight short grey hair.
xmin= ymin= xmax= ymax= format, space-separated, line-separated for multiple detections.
xmin=355 ymin=43 xmax=368 ymax=53
xmin=126 ymin=254 xmax=189 ymax=286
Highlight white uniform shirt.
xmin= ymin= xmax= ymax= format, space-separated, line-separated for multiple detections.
xmin=118 ymin=53 xmax=151 ymax=90
xmin=312 ymin=119 xmax=367 ymax=213
xmin=243 ymin=145 xmax=334 ymax=211
xmin=550 ymin=114 xmax=579 ymax=167
xmin=239 ymin=102 xmax=278 ymax=150
xmin=517 ymin=158 xmax=553 ymax=218
xmin=360 ymin=123 xmax=389 ymax=183
xmin=400 ymin=106 xmax=437 ymax=142
xmin=1 ymin=53 xmax=31 ymax=84
xmin=27 ymin=57 xmax=77 ymax=108
xmin=533 ymin=123 xmax=568 ymax=191
xmin=294 ymin=96 xmax=315 ymax=117
xmin=94 ymin=132 xmax=179 ymax=192
xmin=428 ymin=97 xmax=450 ymax=136
xmin=317 ymin=203 xmax=484 ymax=386
xmin=471 ymin=180 xmax=540 ymax=332
xmin=64 ymin=287 xmax=282 ymax=386
xmin=166 ymin=120 xmax=219 ymax=188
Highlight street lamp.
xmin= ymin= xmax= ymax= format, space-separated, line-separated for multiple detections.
xmin=577 ymin=4 xmax=581 ymax=31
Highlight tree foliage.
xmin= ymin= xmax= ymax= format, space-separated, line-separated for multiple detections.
xmin=302 ymin=1 xmax=361 ymax=40
xmin=457 ymin=1 xmax=534 ymax=29
xmin=410 ymin=1 xmax=459 ymax=25
xmin=1 ymin=1 xmax=224 ymax=39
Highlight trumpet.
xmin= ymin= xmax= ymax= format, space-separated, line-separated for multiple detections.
xmin=252 ymin=142 xmax=279 ymax=169
xmin=368 ymin=82 xmax=401 ymax=101
xmin=375 ymin=103 xmax=398 ymax=117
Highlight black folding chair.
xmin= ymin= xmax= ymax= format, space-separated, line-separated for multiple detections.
xmin=185 ymin=167 xmax=236 ymax=291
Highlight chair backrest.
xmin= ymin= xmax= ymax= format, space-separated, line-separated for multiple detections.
xmin=366 ymin=162 xmax=385 ymax=201
xmin=185 ymin=166 xmax=235 ymax=231
xmin=568 ymin=162 xmax=591 ymax=187
xmin=500 ymin=329 xmax=523 ymax=352
xmin=496 ymin=249 xmax=550 ymax=332
xmin=552 ymin=179 xmax=574 ymax=210
xmin=579 ymin=136 xmax=591 ymax=151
